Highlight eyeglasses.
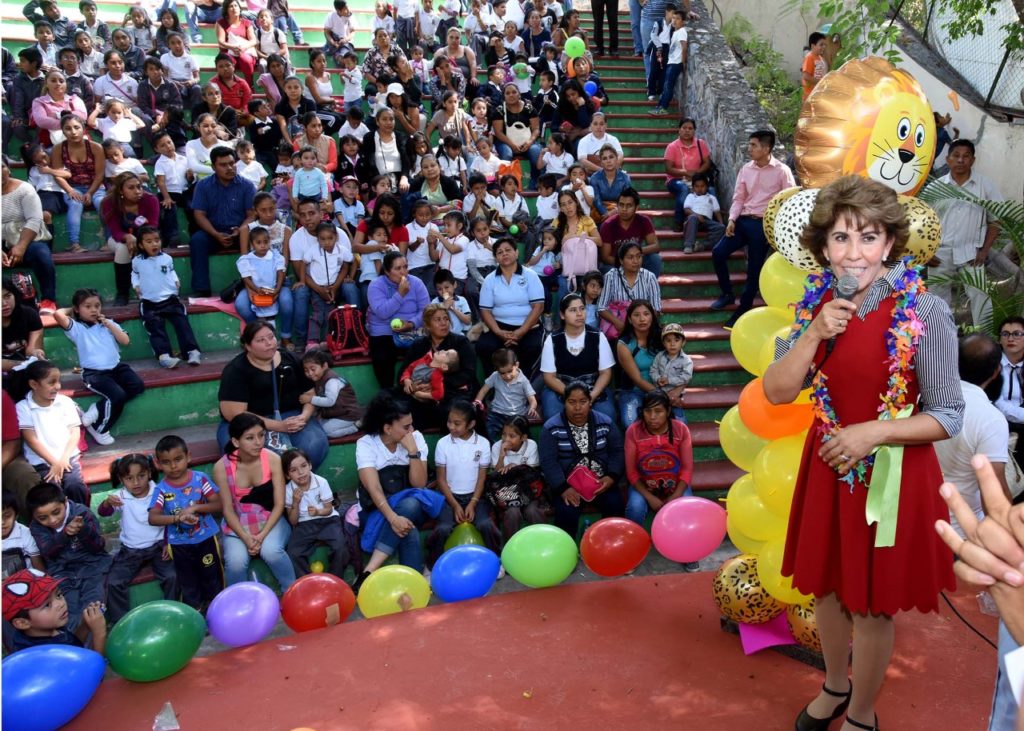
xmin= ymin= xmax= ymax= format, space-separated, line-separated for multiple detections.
xmin=1000 ymin=331 xmax=1024 ymax=339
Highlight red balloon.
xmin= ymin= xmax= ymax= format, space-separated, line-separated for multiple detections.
xmin=580 ymin=517 xmax=651 ymax=577
xmin=280 ymin=574 xmax=356 ymax=632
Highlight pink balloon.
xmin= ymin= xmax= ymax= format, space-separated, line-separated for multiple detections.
xmin=651 ymin=497 xmax=727 ymax=563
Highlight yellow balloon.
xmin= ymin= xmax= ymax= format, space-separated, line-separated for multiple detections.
xmin=727 ymin=510 xmax=765 ymax=555
xmin=752 ymin=432 xmax=808 ymax=518
xmin=356 ymin=565 xmax=431 ymax=618
xmin=719 ymin=406 xmax=769 ymax=473
xmin=726 ymin=474 xmax=786 ymax=542
xmin=310 ymin=561 xmax=325 ymax=574
xmin=729 ymin=306 xmax=793 ymax=376
xmin=763 ymin=187 xmax=801 ymax=249
xmin=897 ymin=194 xmax=943 ymax=266
xmin=759 ymin=253 xmax=809 ymax=311
xmin=794 ymin=387 xmax=813 ymax=405
xmin=757 ymin=537 xmax=812 ymax=605
xmin=756 ymin=324 xmax=794 ymax=376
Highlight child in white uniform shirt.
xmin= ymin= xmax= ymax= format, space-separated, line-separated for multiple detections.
xmin=89 ymin=99 xmax=144 ymax=158
xmin=432 ymin=211 xmax=470 ymax=288
xmin=103 ymin=141 xmax=149 ymax=185
xmin=302 ymin=222 xmax=359 ymax=349
xmin=100 ymin=454 xmax=177 ymax=622
xmin=339 ymin=52 xmax=365 ymax=115
xmin=237 ymin=225 xmax=288 ymax=322
xmin=153 ymin=131 xmax=193 ymax=246
xmin=405 ymin=200 xmax=441 ymax=292
xmin=132 ymin=227 xmax=201 ymax=369
xmin=23 ymin=144 xmax=66 ymax=223
xmin=681 ymin=173 xmax=724 ymax=254
xmin=486 ymin=415 xmax=543 ymax=541
xmin=535 ymin=174 xmax=560 ymax=226
xmin=283 ymin=449 xmax=350 ymax=578
xmin=235 ymin=140 xmax=268 ymax=190
xmin=357 ymin=221 xmax=389 ymax=308
xmin=427 ymin=400 xmax=501 ymax=566
xmin=2 ymin=490 xmax=43 ymax=574
xmin=431 ymin=269 xmax=473 ymax=335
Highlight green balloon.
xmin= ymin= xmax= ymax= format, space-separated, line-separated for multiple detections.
xmin=444 ymin=522 xmax=485 ymax=551
xmin=107 ymin=600 xmax=207 ymax=682
xmin=500 ymin=525 xmax=578 ymax=588
xmin=508 ymin=224 xmax=520 ymax=235
xmin=565 ymin=37 xmax=586 ymax=59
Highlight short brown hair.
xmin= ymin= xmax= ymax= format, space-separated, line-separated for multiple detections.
xmin=422 ymin=302 xmax=447 ymax=324
xmin=799 ymin=176 xmax=909 ymax=268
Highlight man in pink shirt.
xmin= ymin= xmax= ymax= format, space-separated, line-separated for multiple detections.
xmin=710 ymin=129 xmax=795 ymax=327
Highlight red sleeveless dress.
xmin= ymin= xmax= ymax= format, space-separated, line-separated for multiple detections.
xmin=781 ymin=292 xmax=956 ymax=615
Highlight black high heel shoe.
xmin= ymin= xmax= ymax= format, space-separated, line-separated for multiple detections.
xmin=794 ymin=683 xmax=852 ymax=731
xmin=845 ymin=715 xmax=879 ymax=731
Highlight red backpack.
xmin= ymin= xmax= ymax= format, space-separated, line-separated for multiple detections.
xmin=326 ymin=305 xmax=369 ymax=360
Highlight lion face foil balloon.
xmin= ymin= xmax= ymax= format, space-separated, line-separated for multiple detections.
xmin=795 ymin=57 xmax=935 ymax=197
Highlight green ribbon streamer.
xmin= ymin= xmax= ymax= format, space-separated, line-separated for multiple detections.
xmin=865 ymin=406 xmax=914 ymax=548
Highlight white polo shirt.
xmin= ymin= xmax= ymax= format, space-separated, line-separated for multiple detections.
xmin=64 ymin=319 xmax=124 ymax=371
xmin=435 ymin=432 xmax=491 ymax=495
xmin=16 ymin=393 xmax=82 ymax=466
xmin=285 ymin=474 xmax=339 ymax=523
xmin=111 ymin=484 xmax=166 ymax=549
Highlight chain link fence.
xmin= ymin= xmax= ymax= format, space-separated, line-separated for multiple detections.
xmin=895 ymin=0 xmax=1024 ymax=117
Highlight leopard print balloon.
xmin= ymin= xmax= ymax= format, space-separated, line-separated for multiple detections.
xmin=897 ymin=194 xmax=942 ymax=266
xmin=763 ymin=186 xmax=801 ymax=249
xmin=712 ymin=554 xmax=785 ymax=625
xmin=773 ymin=189 xmax=822 ymax=272
xmin=786 ymin=600 xmax=822 ymax=653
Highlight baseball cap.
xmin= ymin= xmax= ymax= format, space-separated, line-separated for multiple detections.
xmin=385 ymin=82 xmax=405 ymax=98
xmin=661 ymin=323 xmax=685 ymax=341
xmin=2 ymin=568 xmax=63 ymax=621
xmin=340 ymin=175 xmax=359 ymax=185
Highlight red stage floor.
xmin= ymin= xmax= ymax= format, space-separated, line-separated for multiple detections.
xmin=68 ymin=573 xmax=998 ymax=730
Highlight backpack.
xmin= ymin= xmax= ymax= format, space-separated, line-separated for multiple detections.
xmin=560 ymin=236 xmax=598 ymax=291
xmin=326 ymin=305 xmax=369 ymax=361
xmin=9 ymin=273 xmax=36 ymax=307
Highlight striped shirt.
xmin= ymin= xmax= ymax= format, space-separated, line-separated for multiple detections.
xmin=774 ymin=262 xmax=964 ymax=437
xmin=598 ymin=267 xmax=662 ymax=313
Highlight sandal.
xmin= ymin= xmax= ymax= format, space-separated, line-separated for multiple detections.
xmin=795 ymin=682 xmax=852 ymax=731
xmin=845 ymin=716 xmax=878 ymax=731
xmin=67 ymin=243 xmax=84 ymax=254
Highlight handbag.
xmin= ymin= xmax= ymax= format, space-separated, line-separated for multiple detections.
xmin=264 ymin=358 xmax=294 ymax=455
xmin=598 ymin=271 xmax=630 ymax=339
xmin=696 ymin=139 xmax=719 ymax=189
xmin=566 ymin=463 xmax=602 ymax=502
xmin=251 ymin=292 xmax=276 ymax=308
xmin=504 ymin=104 xmax=533 ymax=148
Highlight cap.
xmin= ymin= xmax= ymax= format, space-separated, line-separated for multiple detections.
xmin=661 ymin=323 xmax=685 ymax=341
xmin=340 ymin=175 xmax=359 ymax=185
xmin=2 ymin=568 xmax=63 ymax=621
xmin=385 ymin=82 xmax=405 ymax=98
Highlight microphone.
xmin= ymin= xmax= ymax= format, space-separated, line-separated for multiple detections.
xmin=825 ymin=275 xmax=859 ymax=356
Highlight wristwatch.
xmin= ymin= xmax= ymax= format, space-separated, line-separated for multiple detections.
xmin=409 ymin=451 xmax=424 ymax=460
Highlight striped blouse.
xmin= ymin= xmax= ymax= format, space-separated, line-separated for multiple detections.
xmin=598 ymin=267 xmax=662 ymax=313
xmin=774 ymin=262 xmax=964 ymax=438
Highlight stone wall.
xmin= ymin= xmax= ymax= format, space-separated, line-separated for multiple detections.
xmin=674 ymin=0 xmax=784 ymax=210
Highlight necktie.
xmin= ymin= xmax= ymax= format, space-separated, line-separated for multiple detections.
xmin=1009 ymin=364 xmax=1022 ymax=404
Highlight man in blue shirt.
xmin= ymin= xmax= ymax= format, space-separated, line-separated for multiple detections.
xmin=189 ymin=146 xmax=255 ymax=296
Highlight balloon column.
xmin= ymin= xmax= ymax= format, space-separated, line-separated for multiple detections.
xmin=716 ymin=56 xmax=944 ymax=650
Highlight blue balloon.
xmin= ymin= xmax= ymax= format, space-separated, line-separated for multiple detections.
xmin=3 ymin=645 xmax=105 ymax=731
xmin=430 ymin=545 xmax=501 ymax=602
xmin=584 ymin=81 xmax=598 ymax=96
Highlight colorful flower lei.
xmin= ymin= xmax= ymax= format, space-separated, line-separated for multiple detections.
xmin=790 ymin=258 xmax=927 ymax=489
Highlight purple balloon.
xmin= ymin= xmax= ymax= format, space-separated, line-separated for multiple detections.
xmin=651 ymin=496 xmax=727 ymax=563
xmin=207 ymin=582 xmax=280 ymax=647
xmin=584 ymin=81 xmax=598 ymax=96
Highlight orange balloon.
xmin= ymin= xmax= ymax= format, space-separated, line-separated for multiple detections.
xmin=738 ymin=378 xmax=813 ymax=440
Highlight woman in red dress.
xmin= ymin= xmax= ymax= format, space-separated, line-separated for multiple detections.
xmin=763 ymin=176 xmax=964 ymax=731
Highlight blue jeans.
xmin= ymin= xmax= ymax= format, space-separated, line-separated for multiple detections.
xmin=274 ymin=14 xmax=303 ymax=43
xmin=235 ymin=286 xmax=295 ymax=339
xmin=658 ymin=62 xmax=683 ymax=110
xmin=186 ymin=2 xmax=221 ymax=36
xmin=494 ymin=141 xmax=543 ymax=188
xmin=372 ymin=495 xmax=428 ymax=573
xmin=683 ymin=215 xmax=726 ymax=251
xmin=21 ymin=241 xmax=56 ymax=301
xmin=541 ymin=385 xmax=616 ymax=422
xmin=640 ymin=15 xmax=657 ymax=79
xmin=666 ymin=178 xmax=690 ymax=226
xmin=187 ymin=229 xmax=224 ymax=293
xmin=625 ymin=485 xmax=693 ymax=525
xmin=643 ymin=252 xmax=663 ymax=277
xmin=629 ymin=0 xmax=643 ymax=54
xmin=63 ymin=185 xmax=106 ymax=246
xmin=216 ymin=411 xmax=329 ymax=469
xmin=989 ymin=621 xmax=1020 ymax=731
xmin=712 ymin=216 xmax=769 ymax=310
xmin=222 ymin=518 xmax=296 ymax=590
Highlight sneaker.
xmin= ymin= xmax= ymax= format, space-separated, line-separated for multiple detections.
xmin=38 ymin=299 xmax=57 ymax=315
xmin=682 ymin=561 xmax=701 ymax=573
xmin=187 ymin=350 xmax=202 ymax=366
xmin=158 ymin=354 xmax=181 ymax=369
xmin=647 ymin=95 xmax=657 ymax=101
xmin=86 ymin=424 xmax=115 ymax=446
xmin=683 ymin=245 xmax=694 ymax=254
xmin=80 ymin=403 xmax=98 ymax=428
xmin=649 ymin=107 xmax=669 ymax=115
xmin=709 ymin=293 xmax=735 ymax=311
xmin=191 ymin=32 xmax=203 ymax=43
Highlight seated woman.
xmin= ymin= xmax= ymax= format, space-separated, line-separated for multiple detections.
xmin=360 ymin=107 xmax=413 ymax=195
xmin=616 ymin=299 xmax=663 ymax=426
xmin=555 ymin=79 xmax=595 ymax=157
xmin=2 ymin=277 xmax=45 ymax=372
xmin=352 ymin=391 xmax=443 ymax=592
xmin=491 ymin=84 xmax=542 ymax=189
xmin=1 ymin=159 xmax=57 ymax=314
xmin=540 ymin=292 xmax=615 ymax=421
xmin=538 ymin=379 xmax=625 ymax=536
xmin=400 ymin=302 xmax=478 ymax=429
xmin=598 ymin=241 xmax=661 ymax=336
xmin=49 ymin=113 xmax=106 ymax=256
xmin=366 ymin=251 xmax=431 ymax=388
xmin=189 ymin=83 xmax=240 ymax=139
xmin=100 ymin=172 xmax=159 ymax=306
xmin=29 ymin=69 xmax=86 ymax=147
xmin=405 ymin=154 xmax=463 ymax=217
xmin=217 ymin=321 xmax=329 ymax=469
xmin=476 ymin=238 xmax=545 ymax=379
xmin=213 ymin=412 xmax=296 ymax=591
xmin=382 ymin=82 xmax=422 ymax=138
xmin=292 ymin=111 xmax=338 ymax=177
xmin=623 ymin=390 xmax=694 ymax=548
